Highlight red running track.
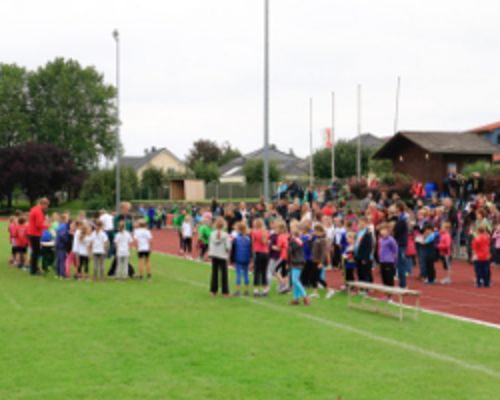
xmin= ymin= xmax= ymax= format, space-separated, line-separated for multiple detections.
xmin=151 ymin=228 xmax=500 ymax=327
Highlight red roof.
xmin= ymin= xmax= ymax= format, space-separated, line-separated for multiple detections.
xmin=469 ymin=121 xmax=500 ymax=133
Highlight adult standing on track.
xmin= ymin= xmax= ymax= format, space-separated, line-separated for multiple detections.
xmin=394 ymin=201 xmax=409 ymax=288
xmin=27 ymin=198 xmax=49 ymax=275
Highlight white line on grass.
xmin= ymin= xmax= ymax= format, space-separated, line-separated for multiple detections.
xmin=175 ymin=276 xmax=500 ymax=380
xmin=3 ymin=292 xmax=23 ymax=310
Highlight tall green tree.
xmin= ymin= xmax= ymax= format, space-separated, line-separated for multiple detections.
xmin=28 ymin=58 xmax=119 ymax=169
xmin=186 ymin=139 xmax=222 ymax=168
xmin=192 ymin=160 xmax=220 ymax=183
xmin=140 ymin=167 xmax=167 ymax=198
xmin=0 ymin=64 xmax=30 ymax=147
xmin=219 ymin=142 xmax=241 ymax=166
xmin=313 ymin=140 xmax=371 ymax=179
xmin=243 ymin=159 xmax=282 ymax=184
xmin=80 ymin=167 xmax=138 ymax=210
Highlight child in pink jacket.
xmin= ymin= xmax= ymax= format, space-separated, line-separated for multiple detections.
xmin=437 ymin=222 xmax=452 ymax=284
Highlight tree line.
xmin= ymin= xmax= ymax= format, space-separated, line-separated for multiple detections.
xmin=0 ymin=59 xmax=119 ymax=207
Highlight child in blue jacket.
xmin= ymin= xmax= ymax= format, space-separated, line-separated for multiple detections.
xmin=232 ymin=222 xmax=252 ymax=296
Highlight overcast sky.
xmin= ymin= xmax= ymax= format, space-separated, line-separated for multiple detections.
xmin=2 ymin=0 xmax=500 ymax=159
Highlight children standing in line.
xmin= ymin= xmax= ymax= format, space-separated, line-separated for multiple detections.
xmin=67 ymin=221 xmax=81 ymax=278
xmin=472 ymin=225 xmax=491 ymax=288
xmin=493 ymin=224 xmax=500 ymax=267
xmin=77 ymin=224 xmax=91 ymax=279
xmin=288 ymin=221 xmax=310 ymax=306
xmin=311 ymin=224 xmax=335 ymax=299
xmin=198 ymin=219 xmax=212 ymax=262
xmin=208 ymin=218 xmax=231 ymax=297
xmin=275 ymin=220 xmax=289 ymax=293
xmin=377 ymin=224 xmax=398 ymax=299
xmin=232 ymin=222 xmax=252 ymax=296
xmin=133 ymin=220 xmax=153 ymax=279
xmin=89 ymin=220 xmax=109 ymax=281
xmin=423 ymin=225 xmax=438 ymax=285
xmin=8 ymin=216 xmax=17 ymax=265
xmin=55 ymin=214 xmax=71 ymax=279
xmin=438 ymin=222 xmax=452 ymax=284
xmin=342 ymin=232 xmax=357 ymax=289
xmin=14 ymin=216 xmax=29 ymax=270
xmin=181 ymin=214 xmax=193 ymax=259
xmin=251 ymin=218 xmax=270 ymax=297
xmin=114 ymin=221 xmax=133 ymax=280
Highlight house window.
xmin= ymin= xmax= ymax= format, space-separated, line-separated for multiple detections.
xmin=399 ymin=155 xmax=404 ymax=162
xmin=497 ymin=135 xmax=500 ymax=145
xmin=425 ymin=153 xmax=430 ymax=160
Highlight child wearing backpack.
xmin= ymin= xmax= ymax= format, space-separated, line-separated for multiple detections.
xmin=232 ymin=222 xmax=252 ymax=296
xmin=55 ymin=214 xmax=71 ymax=279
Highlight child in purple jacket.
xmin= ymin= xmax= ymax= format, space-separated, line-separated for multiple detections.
xmin=378 ymin=224 xmax=399 ymax=299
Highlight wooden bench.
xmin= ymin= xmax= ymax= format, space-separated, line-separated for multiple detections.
xmin=346 ymin=282 xmax=421 ymax=321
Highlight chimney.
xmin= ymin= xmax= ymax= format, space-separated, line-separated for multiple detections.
xmin=289 ymin=148 xmax=295 ymax=156
xmin=144 ymin=148 xmax=149 ymax=155
xmin=151 ymin=146 xmax=156 ymax=152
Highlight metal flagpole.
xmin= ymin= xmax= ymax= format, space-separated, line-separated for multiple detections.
xmin=331 ymin=91 xmax=335 ymax=179
xmin=263 ymin=0 xmax=270 ymax=202
xmin=393 ymin=75 xmax=401 ymax=134
xmin=356 ymin=84 xmax=362 ymax=179
xmin=113 ymin=29 xmax=121 ymax=214
xmin=309 ymin=97 xmax=314 ymax=187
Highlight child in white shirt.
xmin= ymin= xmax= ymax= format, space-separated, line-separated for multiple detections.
xmin=133 ymin=220 xmax=153 ymax=279
xmin=89 ymin=220 xmax=109 ymax=281
xmin=114 ymin=221 xmax=133 ymax=280
xmin=181 ymin=215 xmax=193 ymax=259
xmin=77 ymin=224 xmax=91 ymax=279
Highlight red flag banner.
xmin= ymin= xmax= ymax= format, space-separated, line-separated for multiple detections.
xmin=324 ymin=128 xmax=332 ymax=149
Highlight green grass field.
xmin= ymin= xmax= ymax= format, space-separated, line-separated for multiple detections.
xmin=1 ymin=224 xmax=499 ymax=399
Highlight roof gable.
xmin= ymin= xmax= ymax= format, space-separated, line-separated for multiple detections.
xmin=373 ymin=131 xmax=499 ymax=159
xmin=121 ymin=148 xmax=185 ymax=171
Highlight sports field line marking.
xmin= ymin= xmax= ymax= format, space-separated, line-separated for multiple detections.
xmin=3 ymin=292 xmax=23 ymax=310
xmin=175 ymin=276 xmax=500 ymax=380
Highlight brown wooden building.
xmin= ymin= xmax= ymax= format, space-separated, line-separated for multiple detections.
xmin=372 ymin=131 xmax=499 ymax=187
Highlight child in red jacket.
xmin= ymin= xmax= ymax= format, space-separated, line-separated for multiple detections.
xmin=472 ymin=225 xmax=491 ymax=288
xmin=438 ymin=222 xmax=452 ymax=284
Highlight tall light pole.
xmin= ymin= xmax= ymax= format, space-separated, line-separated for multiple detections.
xmin=393 ymin=75 xmax=401 ymax=134
xmin=263 ymin=0 xmax=270 ymax=201
xmin=356 ymin=84 xmax=362 ymax=179
xmin=113 ymin=29 xmax=121 ymax=214
xmin=309 ymin=97 xmax=314 ymax=187
xmin=331 ymin=91 xmax=335 ymax=180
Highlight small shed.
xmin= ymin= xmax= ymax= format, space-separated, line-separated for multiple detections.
xmin=169 ymin=179 xmax=205 ymax=201
xmin=373 ymin=131 xmax=499 ymax=188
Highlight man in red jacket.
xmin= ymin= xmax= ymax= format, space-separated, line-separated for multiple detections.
xmin=27 ymin=198 xmax=50 ymax=275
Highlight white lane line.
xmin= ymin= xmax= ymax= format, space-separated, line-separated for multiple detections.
xmin=3 ymin=293 xmax=23 ymax=310
xmin=176 ymin=276 xmax=500 ymax=380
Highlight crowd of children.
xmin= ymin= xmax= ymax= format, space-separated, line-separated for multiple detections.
xmin=6 ymin=192 xmax=499 ymax=305
xmin=182 ymin=194 xmax=499 ymax=304
xmin=7 ymin=201 xmax=154 ymax=282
